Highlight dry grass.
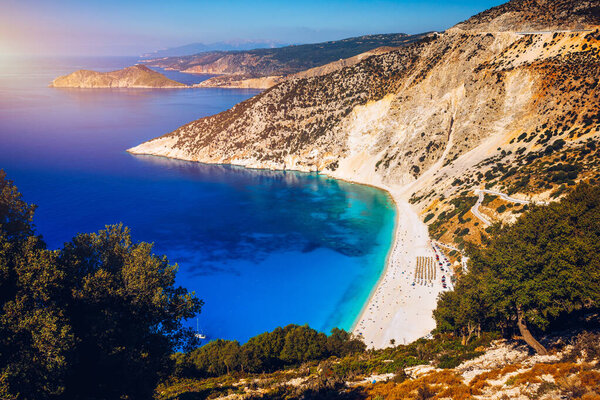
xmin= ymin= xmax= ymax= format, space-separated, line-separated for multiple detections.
xmin=510 ymin=362 xmax=586 ymax=386
xmin=364 ymin=370 xmax=469 ymax=400
xmin=469 ymin=363 xmax=522 ymax=393
xmin=362 ymin=360 xmax=600 ymax=400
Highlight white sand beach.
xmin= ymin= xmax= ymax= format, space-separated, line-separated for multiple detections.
xmin=351 ymin=189 xmax=451 ymax=349
xmin=132 ymin=134 xmax=454 ymax=349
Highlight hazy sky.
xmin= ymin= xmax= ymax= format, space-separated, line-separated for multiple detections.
xmin=1 ymin=0 xmax=504 ymax=56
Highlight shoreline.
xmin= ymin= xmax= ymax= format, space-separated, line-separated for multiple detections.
xmin=127 ymin=150 xmax=443 ymax=348
xmin=349 ymin=186 xmax=399 ymax=333
xmin=343 ymin=184 xmax=442 ymax=348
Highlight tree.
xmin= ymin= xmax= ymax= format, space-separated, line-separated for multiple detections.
xmin=183 ymin=325 xmax=365 ymax=378
xmin=435 ymin=183 xmax=600 ymax=354
xmin=58 ymin=224 xmax=203 ymax=399
xmin=0 ymin=235 xmax=74 ymax=400
xmin=0 ymin=171 xmax=72 ymax=399
xmin=242 ymin=326 xmax=287 ymax=372
xmin=280 ymin=325 xmax=327 ymax=364
xmin=326 ymin=328 xmax=365 ymax=356
xmin=188 ymin=339 xmax=240 ymax=376
xmin=0 ymin=170 xmax=36 ymax=242
xmin=434 ymin=270 xmax=494 ymax=345
xmin=0 ymin=170 xmax=203 ymax=399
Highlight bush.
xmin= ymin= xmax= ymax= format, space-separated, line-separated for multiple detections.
xmin=562 ymin=332 xmax=600 ymax=362
xmin=457 ymin=228 xmax=470 ymax=237
xmin=183 ymin=325 xmax=365 ymax=377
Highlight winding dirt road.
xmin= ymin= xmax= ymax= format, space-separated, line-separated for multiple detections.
xmin=470 ymin=189 xmax=537 ymax=226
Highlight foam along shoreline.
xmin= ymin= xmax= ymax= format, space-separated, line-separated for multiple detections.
xmin=349 ymin=187 xmax=447 ymax=349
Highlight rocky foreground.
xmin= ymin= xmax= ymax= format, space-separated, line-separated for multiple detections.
xmin=156 ymin=332 xmax=600 ymax=400
xmin=50 ymin=65 xmax=187 ymax=88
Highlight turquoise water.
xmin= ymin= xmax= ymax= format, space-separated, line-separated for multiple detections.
xmin=0 ymin=56 xmax=396 ymax=342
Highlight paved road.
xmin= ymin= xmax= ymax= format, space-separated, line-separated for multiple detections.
xmin=433 ymin=188 xmax=547 ymax=274
xmin=516 ymin=29 xmax=593 ymax=35
xmin=471 ymin=190 xmax=493 ymax=226
xmin=477 ymin=189 xmax=532 ymax=205
xmin=433 ymin=240 xmax=469 ymax=273
xmin=470 ymin=188 xmax=548 ymax=226
xmin=430 ymin=242 xmax=455 ymax=291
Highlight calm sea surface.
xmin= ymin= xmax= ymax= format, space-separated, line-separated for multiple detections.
xmin=0 ymin=56 xmax=395 ymax=342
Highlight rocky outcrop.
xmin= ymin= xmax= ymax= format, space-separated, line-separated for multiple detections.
xmin=129 ymin=0 xmax=600 ymax=246
xmin=50 ymin=65 xmax=187 ymax=88
xmin=159 ymin=335 xmax=600 ymax=399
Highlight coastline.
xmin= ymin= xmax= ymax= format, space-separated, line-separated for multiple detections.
xmin=347 ymin=186 xmax=441 ymax=348
xmin=325 ymin=172 xmax=443 ymax=348
xmin=349 ymin=185 xmax=399 ymax=332
xmin=127 ymin=148 xmax=443 ymax=349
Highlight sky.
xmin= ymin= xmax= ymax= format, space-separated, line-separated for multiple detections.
xmin=0 ymin=0 xmax=505 ymax=56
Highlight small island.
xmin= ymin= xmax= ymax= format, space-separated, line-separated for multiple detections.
xmin=49 ymin=64 xmax=187 ymax=88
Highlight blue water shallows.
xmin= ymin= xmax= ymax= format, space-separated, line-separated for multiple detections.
xmin=0 ymin=56 xmax=396 ymax=342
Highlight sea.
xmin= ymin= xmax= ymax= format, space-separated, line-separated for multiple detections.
xmin=0 ymin=56 xmax=396 ymax=343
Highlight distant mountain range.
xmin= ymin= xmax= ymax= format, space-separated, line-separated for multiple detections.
xmin=143 ymin=33 xmax=430 ymax=88
xmin=140 ymin=40 xmax=287 ymax=59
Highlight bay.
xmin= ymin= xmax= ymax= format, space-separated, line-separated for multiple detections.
xmin=0 ymin=56 xmax=395 ymax=342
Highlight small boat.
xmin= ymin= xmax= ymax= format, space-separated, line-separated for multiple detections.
xmin=194 ymin=318 xmax=206 ymax=340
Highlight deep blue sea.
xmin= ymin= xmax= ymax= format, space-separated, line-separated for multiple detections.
xmin=0 ymin=56 xmax=395 ymax=342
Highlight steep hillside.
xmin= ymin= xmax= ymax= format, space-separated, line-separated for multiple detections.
xmin=290 ymin=46 xmax=398 ymax=80
xmin=50 ymin=65 xmax=187 ymax=88
xmin=193 ymin=46 xmax=399 ymax=89
xmin=130 ymin=0 xmax=600 ymax=249
xmin=144 ymin=33 xmax=429 ymax=87
xmin=451 ymin=0 xmax=600 ymax=32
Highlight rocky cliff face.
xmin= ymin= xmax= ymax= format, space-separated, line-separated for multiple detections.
xmin=130 ymin=0 xmax=600 ymax=246
xmin=50 ymin=65 xmax=186 ymax=88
